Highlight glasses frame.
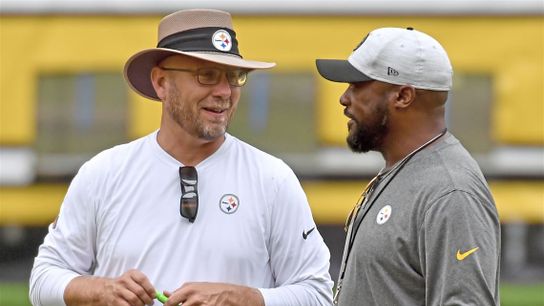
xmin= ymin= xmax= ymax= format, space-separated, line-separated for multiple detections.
xmin=160 ymin=66 xmax=248 ymax=87
xmin=179 ymin=166 xmax=198 ymax=223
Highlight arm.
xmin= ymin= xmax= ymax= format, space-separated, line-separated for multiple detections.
xmin=29 ymin=162 xmax=97 ymax=306
xmin=420 ymin=190 xmax=500 ymax=305
xmin=29 ymin=162 xmax=155 ymax=306
xmin=258 ymin=168 xmax=333 ymax=306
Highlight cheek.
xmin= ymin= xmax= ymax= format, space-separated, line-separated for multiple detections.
xmin=351 ymin=104 xmax=369 ymax=123
xmin=230 ymin=89 xmax=241 ymax=108
xmin=231 ymin=87 xmax=241 ymax=101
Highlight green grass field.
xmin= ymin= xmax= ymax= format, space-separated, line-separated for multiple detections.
xmin=1 ymin=282 xmax=542 ymax=306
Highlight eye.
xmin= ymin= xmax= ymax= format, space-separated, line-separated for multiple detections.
xmin=199 ymin=69 xmax=220 ymax=82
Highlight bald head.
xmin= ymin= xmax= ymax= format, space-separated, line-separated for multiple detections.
xmin=412 ymin=89 xmax=448 ymax=118
xmin=383 ymin=82 xmax=447 ymax=114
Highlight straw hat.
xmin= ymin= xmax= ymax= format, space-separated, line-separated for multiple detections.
xmin=124 ymin=9 xmax=276 ymax=101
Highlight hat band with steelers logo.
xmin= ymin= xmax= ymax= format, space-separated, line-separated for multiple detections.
xmin=157 ymin=27 xmax=241 ymax=57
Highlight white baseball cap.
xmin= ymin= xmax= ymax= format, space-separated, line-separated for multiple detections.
xmin=316 ymin=27 xmax=453 ymax=91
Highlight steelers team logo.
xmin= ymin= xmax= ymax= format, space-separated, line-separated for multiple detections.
xmin=212 ymin=30 xmax=232 ymax=52
xmin=219 ymin=194 xmax=239 ymax=214
xmin=376 ymin=205 xmax=392 ymax=225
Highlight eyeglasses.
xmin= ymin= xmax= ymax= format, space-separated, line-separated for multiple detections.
xmin=160 ymin=67 xmax=248 ymax=87
xmin=179 ymin=166 xmax=198 ymax=223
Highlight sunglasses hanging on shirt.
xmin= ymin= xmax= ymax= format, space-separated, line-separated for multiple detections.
xmin=179 ymin=166 xmax=198 ymax=223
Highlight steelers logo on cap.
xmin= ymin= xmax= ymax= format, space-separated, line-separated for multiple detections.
xmin=212 ymin=30 xmax=232 ymax=52
xmin=219 ymin=194 xmax=239 ymax=214
xmin=376 ymin=205 xmax=392 ymax=225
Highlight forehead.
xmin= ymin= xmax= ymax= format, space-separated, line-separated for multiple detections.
xmin=161 ymin=55 xmax=234 ymax=70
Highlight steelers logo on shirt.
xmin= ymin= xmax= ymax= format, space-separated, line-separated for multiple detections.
xmin=376 ymin=205 xmax=392 ymax=225
xmin=219 ymin=194 xmax=239 ymax=214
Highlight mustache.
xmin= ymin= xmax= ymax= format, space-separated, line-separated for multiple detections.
xmin=204 ymin=98 xmax=231 ymax=108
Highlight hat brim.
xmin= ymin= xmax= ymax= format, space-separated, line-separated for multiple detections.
xmin=315 ymin=59 xmax=374 ymax=83
xmin=124 ymin=48 xmax=276 ymax=101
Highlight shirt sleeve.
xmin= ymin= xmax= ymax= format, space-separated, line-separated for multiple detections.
xmin=258 ymin=167 xmax=334 ymax=306
xmin=29 ymin=162 xmax=99 ymax=306
xmin=419 ymin=190 xmax=501 ymax=306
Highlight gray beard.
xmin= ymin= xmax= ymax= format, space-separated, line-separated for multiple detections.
xmin=166 ymin=86 xmax=230 ymax=141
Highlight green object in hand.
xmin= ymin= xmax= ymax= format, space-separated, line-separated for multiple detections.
xmin=156 ymin=290 xmax=168 ymax=304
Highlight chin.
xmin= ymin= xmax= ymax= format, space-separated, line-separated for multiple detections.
xmin=200 ymin=127 xmax=227 ymax=140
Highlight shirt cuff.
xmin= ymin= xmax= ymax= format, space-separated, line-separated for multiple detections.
xmin=258 ymin=286 xmax=297 ymax=306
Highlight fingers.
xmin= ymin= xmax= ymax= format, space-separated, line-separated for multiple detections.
xmin=112 ymin=269 xmax=156 ymax=306
xmin=165 ymin=283 xmax=205 ymax=306
xmin=129 ymin=270 xmax=156 ymax=304
xmin=164 ymin=285 xmax=190 ymax=306
xmin=164 ymin=282 xmax=264 ymax=306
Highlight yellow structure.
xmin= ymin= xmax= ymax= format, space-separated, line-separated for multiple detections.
xmin=1 ymin=15 xmax=543 ymax=144
xmin=1 ymin=14 xmax=543 ymax=225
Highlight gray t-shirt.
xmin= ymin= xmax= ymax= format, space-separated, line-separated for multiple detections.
xmin=337 ymin=133 xmax=500 ymax=306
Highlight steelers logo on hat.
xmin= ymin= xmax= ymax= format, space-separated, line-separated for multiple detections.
xmin=219 ymin=194 xmax=239 ymax=214
xmin=212 ymin=29 xmax=232 ymax=52
xmin=376 ymin=205 xmax=392 ymax=225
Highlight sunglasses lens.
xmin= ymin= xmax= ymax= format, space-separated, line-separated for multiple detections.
xmin=180 ymin=198 xmax=198 ymax=221
xmin=179 ymin=166 xmax=198 ymax=222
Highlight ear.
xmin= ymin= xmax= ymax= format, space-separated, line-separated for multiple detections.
xmin=392 ymin=85 xmax=416 ymax=109
xmin=150 ymin=66 xmax=168 ymax=101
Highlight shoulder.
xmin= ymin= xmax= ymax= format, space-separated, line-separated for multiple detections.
xmin=222 ymin=135 xmax=300 ymax=194
xmin=392 ymin=134 xmax=496 ymax=214
xmin=408 ymin=134 xmax=489 ymax=194
xmin=89 ymin=134 xmax=148 ymax=166
xmin=75 ymin=133 xmax=152 ymax=183
xmin=227 ymin=134 xmax=293 ymax=175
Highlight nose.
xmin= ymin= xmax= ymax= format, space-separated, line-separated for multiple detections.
xmin=339 ymin=86 xmax=351 ymax=107
xmin=212 ymin=73 xmax=232 ymax=98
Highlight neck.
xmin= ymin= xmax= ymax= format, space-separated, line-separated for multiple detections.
xmin=157 ymin=123 xmax=225 ymax=166
xmin=380 ymin=127 xmax=446 ymax=168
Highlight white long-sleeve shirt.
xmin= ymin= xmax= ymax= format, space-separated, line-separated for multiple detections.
xmin=30 ymin=131 xmax=333 ymax=306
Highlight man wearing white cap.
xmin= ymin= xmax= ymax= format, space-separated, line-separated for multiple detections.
xmin=30 ymin=9 xmax=333 ymax=306
xmin=316 ymin=27 xmax=500 ymax=305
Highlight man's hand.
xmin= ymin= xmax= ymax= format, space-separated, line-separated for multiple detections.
xmin=164 ymin=282 xmax=265 ymax=306
xmin=65 ymin=269 xmax=156 ymax=306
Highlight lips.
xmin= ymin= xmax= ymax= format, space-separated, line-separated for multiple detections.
xmin=344 ymin=108 xmax=356 ymax=130
xmin=343 ymin=108 xmax=354 ymax=119
xmin=203 ymin=106 xmax=227 ymax=114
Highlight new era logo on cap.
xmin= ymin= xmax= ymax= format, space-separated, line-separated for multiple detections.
xmin=316 ymin=27 xmax=453 ymax=91
xmin=387 ymin=67 xmax=399 ymax=76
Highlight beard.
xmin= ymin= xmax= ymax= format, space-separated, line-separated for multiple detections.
xmin=347 ymin=103 xmax=389 ymax=153
xmin=166 ymin=84 xmax=231 ymax=141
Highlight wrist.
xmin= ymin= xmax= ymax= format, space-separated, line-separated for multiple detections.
xmin=248 ymin=287 xmax=265 ymax=306
xmin=64 ymin=276 xmax=109 ymax=306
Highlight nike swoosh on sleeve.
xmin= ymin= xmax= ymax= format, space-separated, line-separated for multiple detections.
xmin=302 ymin=227 xmax=316 ymax=240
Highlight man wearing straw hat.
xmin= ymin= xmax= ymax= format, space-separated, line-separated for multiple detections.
xmin=30 ymin=9 xmax=333 ymax=306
